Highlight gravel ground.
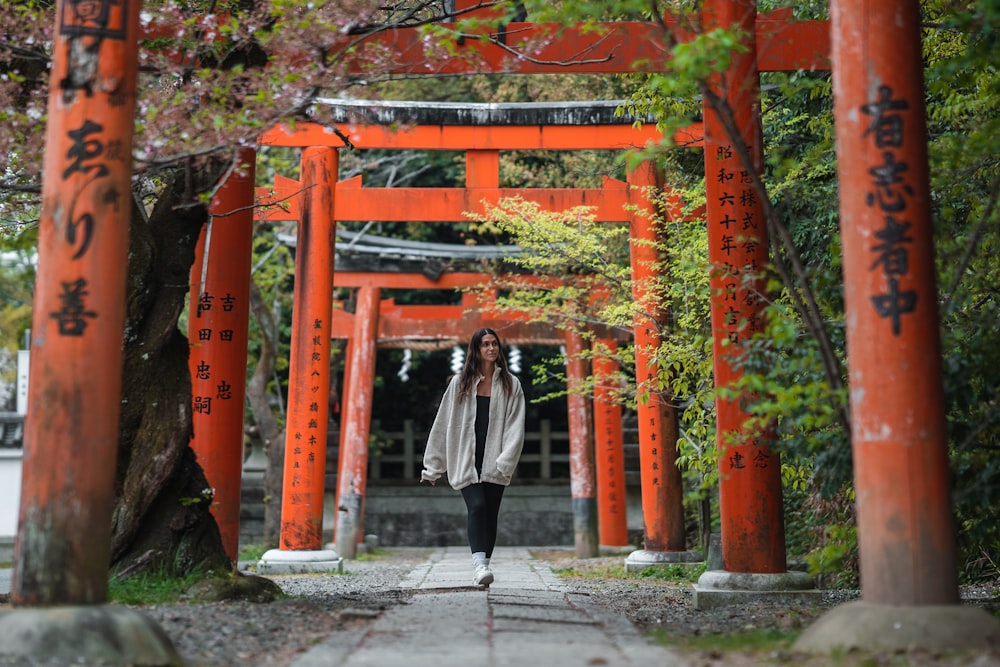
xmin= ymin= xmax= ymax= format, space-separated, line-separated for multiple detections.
xmin=534 ymin=549 xmax=1000 ymax=667
xmin=2 ymin=547 xmax=999 ymax=667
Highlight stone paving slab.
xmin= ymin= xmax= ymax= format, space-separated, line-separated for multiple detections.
xmin=291 ymin=545 xmax=687 ymax=667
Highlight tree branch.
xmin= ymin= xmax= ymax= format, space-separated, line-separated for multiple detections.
xmin=941 ymin=170 xmax=1000 ymax=310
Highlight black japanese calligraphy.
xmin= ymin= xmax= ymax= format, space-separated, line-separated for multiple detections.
xmin=193 ymin=396 xmax=212 ymax=415
xmin=197 ymin=292 xmax=214 ymax=317
xmin=64 ymin=120 xmax=108 ymax=179
xmin=753 ymin=450 xmax=770 ymax=469
xmin=872 ymin=277 xmax=918 ymax=335
xmin=51 ymin=277 xmax=97 ymax=336
xmin=861 ymin=85 xmax=909 ymax=149
xmin=67 ymin=212 xmax=94 ymax=260
xmin=860 ymin=85 xmax=918 ymax=336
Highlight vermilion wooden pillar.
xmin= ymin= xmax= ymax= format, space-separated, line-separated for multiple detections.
xmin=13 ymin=0 xmax=141 ymax=606
xmin=592 ymin=339 xmax=628 ymax=547
xmin=278 ymin=147 xmax=338 ymax=551
xmin=832 ymin=0 xmax=957 ymax=605
xmin=627 ymin=162 xmax=686 ymax=554
xmin=703 ymin=0 xmax=786 ymax=574
xmin=335 ymin=285 xmax=380 ymax=558
xmin=565 ymin=330 xmax=599 ymax=557
xmin=188 ymin=148 xmax=256 ymax=561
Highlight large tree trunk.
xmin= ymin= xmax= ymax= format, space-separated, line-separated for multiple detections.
xmin=110 ymin=167 xmax=231 ymax=576
xmin=246 ymin=278 xmax=285 ymax=547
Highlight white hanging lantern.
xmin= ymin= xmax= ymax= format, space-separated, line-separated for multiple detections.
xmin=508 ymin=344 xmax=521 ymax=374
xmin=397 ymin=348 xmax=412 ymax=382
xmin=450 ymin=345 xmax=465 ymax=375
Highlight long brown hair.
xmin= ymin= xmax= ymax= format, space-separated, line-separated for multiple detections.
xmin=456 ymin=327 xmax=513 ymax=400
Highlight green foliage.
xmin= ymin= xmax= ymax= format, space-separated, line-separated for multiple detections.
xmin=803 ymin=523 xmax=859 ymax=590
xmin=465 ymin=197 xmax=636 ymax=377
xmin=921 ymin=1 xmax=1000 ymax=582
xmin=179 ymin=487 xmax=216 ymax=507
xmin=727 ymin=307 xmax=850 ymax=497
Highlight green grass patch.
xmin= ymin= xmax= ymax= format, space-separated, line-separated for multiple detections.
xmin=651 ymin=625 xmax=798 ymax=653
xmin=238 ymin=542 xmax=269 ymax=562
xmin=108 ymin=567 xmax=206 ymax=606
xmin=635 ymin=562 xmax=706 ymax=583
xmin=354 ymin=547 xmax=387 ymax=562
xmin=552 ymin=562 xmax=629 ymax=579
xmin=552 ymin=561 xmax=705 ymax=583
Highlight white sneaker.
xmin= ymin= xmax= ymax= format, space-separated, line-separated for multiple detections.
xmin=474 ymin=564 xmax=494 ymax=586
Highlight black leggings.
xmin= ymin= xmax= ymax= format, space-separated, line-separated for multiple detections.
xmin=460 ymin=482 xmax=506 ymax=557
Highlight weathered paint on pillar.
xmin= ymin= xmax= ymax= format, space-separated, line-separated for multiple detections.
xmin=565 ymin=330 xmax=599 ymax=557
xmin=592 ymin=339 xmax=629 ymax=547
xmin=13 ymin=0 xmax=141 ymax=606
xmin=831 ymin=0 xmax=958 ymax=605
xmin=335 ymin=286 xmax=380 ymax=559
xmin=703 ymin=0 xmax=787 ymax=573
xmin=627 ymin=162 xmax=687 ymax=552
xmin=279 ymin=147 xmax=338 ymax=550
xmin=188 ymin=148 xmax=256 ymax=561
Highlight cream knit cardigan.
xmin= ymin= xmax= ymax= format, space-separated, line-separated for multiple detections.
xmin=421 ymin=367 xmax=526 ymax=490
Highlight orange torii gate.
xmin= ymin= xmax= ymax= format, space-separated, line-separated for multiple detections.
xmin=254 ymin=105 xmax=692 ymax=561
xmin=326 ymin=274 xmax=574 ymax=557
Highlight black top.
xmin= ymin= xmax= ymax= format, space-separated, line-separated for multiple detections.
xmin=475 ymin=395 xmax=490 ymax=475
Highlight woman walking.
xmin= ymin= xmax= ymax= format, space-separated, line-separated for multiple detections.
xmin=421 ymin=328 xmax=526 ymax=586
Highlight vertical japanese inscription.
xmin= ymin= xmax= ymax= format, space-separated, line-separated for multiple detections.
xmin=50 ymin=2 xmax=132 ymax=336
xmin=861 ymin=85 xmax=917 ymax=336
xmin=306 ymin=318 xmax=324 ymax=480
xmin=709 ymin=138 xmax=771 ymax=472
xmin=292 ymin=318 xmax=325 ymax=489
xmin=597 ymin=402 xmax=620 ymax=517
xmin=713 ymin=144 xmax=764 ymax=347
xmin=192 ymin=286 xmax=239 ymax=417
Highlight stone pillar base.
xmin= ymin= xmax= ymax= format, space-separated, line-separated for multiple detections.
xmin=0 ymin=605 xmax=182 ymax=665
xmin=257 ymin=548 xmax=343 ymax=574
xmin=693 ymin=569 xmax=819 ymax=610
xmin=624 ymin=548 xmax=703 ymax=573
xmin=794 ymin=600 xmax=1000 ymax=653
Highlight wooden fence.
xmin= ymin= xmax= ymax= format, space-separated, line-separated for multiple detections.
xmin=368 ymin=419 xmax=573 ymax=482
